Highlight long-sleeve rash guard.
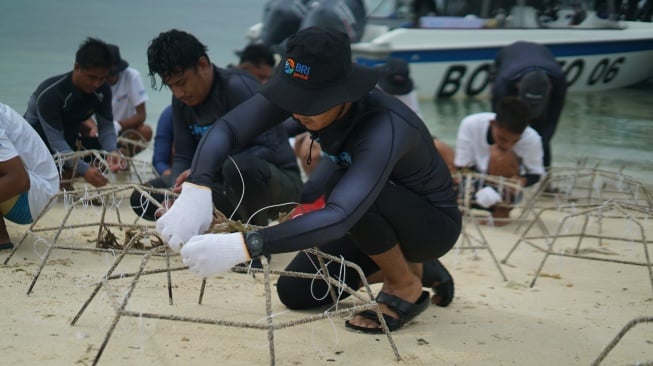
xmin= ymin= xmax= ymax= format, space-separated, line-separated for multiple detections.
xmin=170 ymin=65 xmax=297 ymax=183
xmin=187 ymin=88 xmax=457 ymax=255
xmin=24 ymin=72 xmax=116 ymax=175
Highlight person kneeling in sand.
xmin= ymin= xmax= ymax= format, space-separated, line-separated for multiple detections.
xmin=0 ymin=103 xmax=59 ymax=250
xmin=156 ymin=27 xmax=461 ymax=333
xmin=453 ymin=97 xmax=544 ymax=225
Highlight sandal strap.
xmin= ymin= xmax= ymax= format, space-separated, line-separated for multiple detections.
xmin=376 ymin=292 xmax=416 ymax=316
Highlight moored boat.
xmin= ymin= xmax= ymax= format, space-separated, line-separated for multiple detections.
xmin=248 ymin=0 xmax=653 ymax=101
xmin=351 ymin=0 xmax=653 ymax=100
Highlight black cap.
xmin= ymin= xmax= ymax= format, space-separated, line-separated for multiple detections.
xmin=519 ymin=70 xmax=551 ymax=120
xmin=378 ymin=58 xmax=414 ymax=96
xmin=108 ymin=44 xmax=129 ymax=76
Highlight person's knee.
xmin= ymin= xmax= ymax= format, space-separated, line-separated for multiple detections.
xmin=137 ymin=124 xmax=153 ymax=142
xmin=130 ymin=189 xmax=153 ymax=220
xmin=276 ymin=276 xmax=318 ymax=310
xmin=223 ymin=156 xmax=269 ymax=188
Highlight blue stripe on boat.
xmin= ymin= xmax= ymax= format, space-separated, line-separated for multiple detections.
xmin=356 ymin=39 xmax=653 ymax=65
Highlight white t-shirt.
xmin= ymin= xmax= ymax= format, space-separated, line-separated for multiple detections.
xmin=110 ymin=67 xmax=148 ymax=121
xmin=0 ymin=103 xmax=59 ymax=217
xmin=454 ymin=112 xmax=545 ymax=176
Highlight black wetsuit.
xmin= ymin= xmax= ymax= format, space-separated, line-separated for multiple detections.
xmin=188 ymin=89 xmax=462 ymax=309
xmin=24 ymin=72 xmax=116 ymax=175
xmin=131 ymin=65 xmax=301 ymax=225
xmin=491 ymin=41 xmax=567 ymax=168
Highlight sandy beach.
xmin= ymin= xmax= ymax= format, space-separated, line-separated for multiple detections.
xmin=1 ymin=1 xmax=652 ymax=364
xmin=1 ymin=174 xmax=652 ymax=366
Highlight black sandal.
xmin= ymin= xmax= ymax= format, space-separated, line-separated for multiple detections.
xmin=345 ymin=290 xmax=430 ymax=334
xmin=0 ymin=242 xmax=14 ymax=250
xmin=422 ymin=259 xmax=454 ymax=307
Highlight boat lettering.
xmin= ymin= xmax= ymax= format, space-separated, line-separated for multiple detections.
xmin=436 ymin=64 xmax=492 ymax=98
xmin=436 ymin=56 xmax=626 ymax=98
xmin=559 ymin=59 xmax=584 ymax=86
xmin=588 ymin=57 xmax=625 ymax=85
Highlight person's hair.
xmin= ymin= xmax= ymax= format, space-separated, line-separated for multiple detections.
xmin=75 ymin=37 xmax=112 ymax=70
xmin=238 ymin=44 xmax=275 ymax=67
xmin=495 ymin=96 xmax=531 ymax=134
xmin=146 ymin=29 xmax=209 ymax=90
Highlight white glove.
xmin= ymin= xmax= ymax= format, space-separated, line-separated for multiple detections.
xmin=113 ymin=120 xmax=122 ymax=135
xmin=181 ymin=232 xmax=251 ymax=278
xmin=475 ymin=186 xmax=502 ymax=208
xmin=156 ymin=182 xmax=213 ymax=252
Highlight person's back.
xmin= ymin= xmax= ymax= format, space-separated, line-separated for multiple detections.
xmin=0 ymin=102 xmax=59 ymax=249
xmin=377 ymin=57 xmax=455 ymax=172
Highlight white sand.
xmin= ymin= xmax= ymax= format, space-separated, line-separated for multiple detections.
xmin=1 ymin=184 xmax=652 ymax=366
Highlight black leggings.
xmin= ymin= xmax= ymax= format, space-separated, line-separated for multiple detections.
xmin=276 ymin=179 xmax=461 ymax=310
xmin=130 ymin=154 xmax=302 ymax=225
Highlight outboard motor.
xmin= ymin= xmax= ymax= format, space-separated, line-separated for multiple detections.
xmin=300 ymin=0 xmax=367 ymax=43
xmin=259 ymin=0 xmax=308 ymax=48
xmin=258 ymin=0 xmax=366 ymax=53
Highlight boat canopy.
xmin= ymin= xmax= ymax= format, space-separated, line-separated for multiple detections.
xmin=365 ymin=0 xmax=628 ymax=29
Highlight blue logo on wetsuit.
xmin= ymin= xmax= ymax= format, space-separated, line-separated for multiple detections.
xmin=325 ymin=151 xmax=352 ymax=166
xmin=189 ymin=124 xmax=211 ymax=137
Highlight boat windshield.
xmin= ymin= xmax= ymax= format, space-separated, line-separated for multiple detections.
xmin=365 ymin=0 xmax=626 ymax=29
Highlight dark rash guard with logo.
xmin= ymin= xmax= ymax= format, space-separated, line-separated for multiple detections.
xmin=170 ymin=65 xmax=297 ymax=183
xmin=23 ymin=71 xmax=115 ymax=175
xmin=188 ymin=88 xmax=459 ymax=255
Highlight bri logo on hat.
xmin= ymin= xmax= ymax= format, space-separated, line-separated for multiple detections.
xmin=284 ymin=58 xmax=310 ymax=81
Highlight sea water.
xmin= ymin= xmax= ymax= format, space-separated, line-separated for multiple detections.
xmin=1 ymin=0 xmax=651 ymax=183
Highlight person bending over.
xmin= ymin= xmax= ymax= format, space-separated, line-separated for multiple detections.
xmin=491 ymin=41 xmax=567 ymax=169
xmin=24 ymin=37 xmax=124 ymax=189
xmin=156 ymin=27 xmax=462 ymax=333
xmin=454 ymin=96 xmax=545 ymax=225
xmin=130 ymin=29 xmax=301 ymax=231
xmin=0 ymin=103 xmax=59 ymax=250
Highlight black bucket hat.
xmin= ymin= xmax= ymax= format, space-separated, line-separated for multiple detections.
xmin=260 ymin=26 xmax=379 ymax=115
xmin=378 ymin=58 xmax=414 ymax=96
xmin=108 ymin=44 xmax=129 ymax=76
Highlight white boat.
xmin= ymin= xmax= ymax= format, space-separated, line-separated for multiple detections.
xmin=248 ymin=0 xmax=653 ymax=101
xmin=351 ymin=1 xmax=653 ymax=100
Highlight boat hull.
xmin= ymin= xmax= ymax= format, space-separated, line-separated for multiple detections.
xmin=352 ymin=23 xmax=653 ymax=100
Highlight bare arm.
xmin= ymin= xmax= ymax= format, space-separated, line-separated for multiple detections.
xmin=118 ymin=103 xmax=146 ymax=130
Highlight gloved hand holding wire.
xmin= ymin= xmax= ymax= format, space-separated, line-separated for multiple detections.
xmin=181 ymin=232 xmax=251 ymax=278
xmin=156 ymin=182 xmax=213 ymax=252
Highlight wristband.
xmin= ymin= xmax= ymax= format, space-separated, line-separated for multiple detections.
xmin=244 ymin=231 xmax=264 ymax=257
